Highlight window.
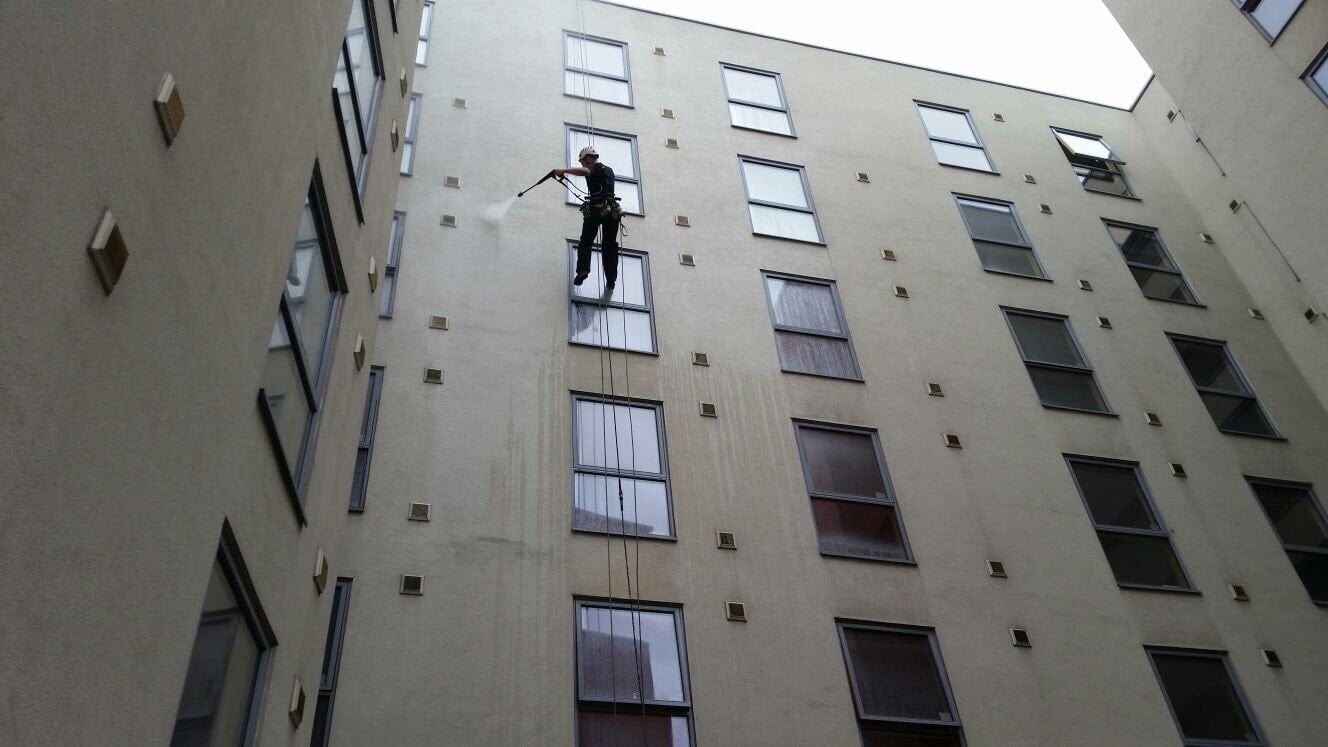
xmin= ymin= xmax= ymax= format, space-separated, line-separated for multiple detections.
xmin=574 ymin=600 xmax=692 ymax=745
xmin=349 ymin=367 xmax=384 ymax=512
xmin=1146 ymin=648 xmax=1265 ymax=746
xmin=565 ymin=126 xmax=642 ymax=215
xmin=739 ymin=157 xmax=822 ymax=243
xmin=836 ymin=622 xmax=964 ymax=746
xmin=332 ymin=0 xmax=385 ymax=210
xmin=1246 ymin=478 xmax=1328 ymax=604
xmin=415 ymin=1 xmax=434 ymax=66
xmin=258 ymin=169 xmax=348 ymax=514
xmin=761 ymin=272 xmax=860 ymax=380
xmin=721 ymin=64 xmax=793 ymax=136
xmin=1103 ymin=221 xmax=1200 ymax=305
xmin=171 ymin=523 xmax=276 ymax=747
xmin=564 ymin=32 xmax=632 ymax=107
xmin=1168 ymin=335 xmax=1278 ymax=437
xmin=793 ymin=422 xmax=911 ymax=562
xmin=1233 ymin=0 xmax=1304 ymax=41
xmin=400 ymin=94 xmax=421 ymax=175
xmin=1066 ymin=457 xmax=1192 ymax=590
xmin=954 ymin=196 xmax=1046 ymax=279
xmin=916 ymin=102 xmax=994 ymax=172
xmin=1051 ymin=127 xmax=1135 ymax=198
xmin=1305 ymin=44 xmax=1328 ymax=104
xmin=572 ymin=395 xmax=672 ymax=538
xmin=568 ymin=244 xmax=655 ymax=353
xmin=380 ymin=212 xmax=405 ymax=318
xmin=310 ymin=579 xmax=353 ymax=747
xmin=1002 ymin=309 xmax=1110 ymax=414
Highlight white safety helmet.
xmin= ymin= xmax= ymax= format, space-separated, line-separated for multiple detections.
xmin=577 ymin=146 xmax=599 ymax=161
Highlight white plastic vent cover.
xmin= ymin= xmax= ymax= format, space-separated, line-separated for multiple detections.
xmin=1023 ymin=174 xmax=1036 ymax=184
xmin=661 ymin=108 xmax=675 ymax=118
xmin=452 ymin=97 xmax=467 ymax=108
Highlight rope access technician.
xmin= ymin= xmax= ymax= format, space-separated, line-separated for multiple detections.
xmin=555 ymin=146 xmax=622 ymax=289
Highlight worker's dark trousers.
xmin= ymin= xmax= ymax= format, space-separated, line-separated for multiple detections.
xmin=575 ymin=207 xmax=620 ymax=285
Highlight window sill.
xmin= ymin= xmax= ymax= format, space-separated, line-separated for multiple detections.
xmin=938 ymin=162 xmax=1000 ymax=176
xmin=820 ymin=551 xmax=916 ymax=566
xmin=730 ymin=124 xmax=797 ymax=139
xmin=562 ymin=92 xmax=634 ymax=110
xmin=781 ymin=368 xmax=865 ymax=383
xmin=1041 ymin=404 xmax=1118 ymax=417
xmin=1118 ymin=582 xmax=1201 ymax=596
xmin=1215 ymin=428 xmax=1287 ymax=442
xmin=982 ymin=268 xmax=1052 ymax=282
xmin=752 ymin=232 xmax=826 ymax=247
xmin=572 ymin=527 xmax=676 ymax=542
xmin=569 ymin=341 xmax=660 ymax=357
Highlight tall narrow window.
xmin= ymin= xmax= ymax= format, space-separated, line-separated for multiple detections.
xmin=258 ymin=169 xmax=348 ymax=513
xmin=564 ymin=32 xmax=632 ymax=107
xmin=1051 ymin=127 xmax=1135 ymax=198
xmin=172 ymin=523 xmax=276 ymax=747
xmin=1066 ymin=457 xmax=1192 ymax=591
xmin=310 ymin=579 xmax=353 ymax=747
xmin=1305 ymin=44 xmax=1328 ymax=104
xmin=332 ymin=0 xmax=385 ymax=208
xmin=1103 ymin=221 xmax=1200 ymax=305
xmin=836 ymin=622 xmax=964 ymax=745
xmin=1233 ymin=0 xmax=1304 ymax=41
xmin=722 ymin=64 xmax=793 ymax=136
xmin=1246 ymin=478 xmax=1328 ymax=604
xmin=380 ymin=212 xmax=405 ymax=318
xmin=574 ymin=600 xmax=692 ymax=745
xmin=916 ymin=102 xmax=994 ymax=172
xmin=1146 ymin=648 xmax=1265 ymax=746
xmin=1168 ymin=335 xmax=1278 ymax=437
xmin=739 ymin=157 xmax=822 ymax=243
xmin=566 ymin=126 xmax=642 ymax=215
xmin=349 ymin=367 xmax=384 ymax=512
xmin=568 ymin=244 xmax=655 ymax=353
xmin=794 ymin=422 xmax=911 ymax=562
xmin=1003 ymin=309 xmax=1110 ymax=413
xmin=399 ymin=94 xmax=421 ymax=175
xmin=415 ymin=1 xmax=434 ymax=66
xmin=954 ymin=196 xmax=1046 ymax=278
xmin=572 ymin=395 xmax=672 ymax=538
xmin=761 ymin=272 xmax=860 ymax=380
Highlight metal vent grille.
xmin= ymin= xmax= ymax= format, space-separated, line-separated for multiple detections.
xmin=666 ymin=138 xmax=679 ymax=149
xmin=1229 ymin=199 xmax=1240 ymax=212
xmin=408 ymin=502 xmax=432 ymax=521
xmin=399 ymin=67 xmax=408 ymax=96
xmin=353 ymin=334 xmax=366 ymax=370
xmin=1306 ymin=307 xmax=1320 ymax=322
xmin=368 ymin=256 xmax=379 ymax=291
xmin=927 ymin=382 xmax=944 ymax=397
xmin=1097 ymin=316 xmax=1112 ymax=329
xmin=1199 ymin=232 xmax=1214 ymax=244
xmin=856 ymin=172 xmax=870 ymax=183
xmin=699 ymin=402 xmax=717 ymax=418
xmin=1228 ymin=584 xmax=1249 ymax=601
xmin=1144 ymin=412 xmax=1162 ymax=426
xmin=881 ymin=249 xmax=896 ymax=261
xmin=893 ymin=285 xmax=909 ymax=298
xmin=452 ymin=97 xmax=467 ymax=108
xmin=1248 ymin=309 xmax=1264 ymax=320
xmin=400 ymin=574 xmax=425 ymax=595
xmin=986 ymin=560 xmax=1007 ymax=578
xmin=1023 ymin=174 xmax=1036 ymax=184
xmin=675 ymin=215 xmax=690 ymax=227
xmin=692 ymin=352 xmax=710 ymax=366
xmin=725 ymin=601 xmax=747 ymax=622
xmin=992 ymin=113 xmax=1005 ymax=122
xmin=88 ymin=209 xmax=129 ymax=295
xmin=440 ymin=214 xmax=457 ymax=227
xmin=1009 ymin=628 xmax=1031 ymax=647
xmin=288 ymin=678 xmax=306 ymax=726
xmin=153 ymin=73 xmax=185 ymax=145
xmin=1168 ymin=462 xmax=1187 ymax=477
xmin=943 ymin=433 xmax=962 ymax=449
xmin=423 ymin=368 xmax=444 ymax=385
xmin=390 ymin=120 xmax=400 ymax=151
xmin=1078 ymin=279 xmax=1093 ymax=291
xmin=444 ymin=175 xmax=461 ymax=188
xmin=653 ymin=46 xmax=665 ymax=55
xmin=1166 ymin=109 xmax=1178 ymax=122
xmin=661 ymin=108 xmax=674 ymax=118
xmin=313 ymin=549 xmax=329 ymax=593
xmin=429 ymin=315 xmax=449 ymax=330
xmin=1039 ymin=203 xmax=1052 ymax=214
xmin=1260 ymin=649 xmax=1281 ymax=667
xmin=716 ymin=530 xmax=737 ymax=550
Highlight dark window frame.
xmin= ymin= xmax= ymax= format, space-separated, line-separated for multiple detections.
xmin=570 ymin=393 xmax=675 ymax=541
xmin=1102 ymin=219 xmax=1202 ymax=306
xmin=257 ymin=165 xmax=349 ymax=522
xmin=332 ymin=0 xmax=386 ymax=223
xmin=399 ymin=94 xmax=421 ymax=176
xmin=380 ymin=211 xmax=405 ymax=318
xmin=915 ymin=101 xmax=997 ymax=174
xmin=1245 ymin=476 xmax=1328 ymax=606
xmin=349 ymin=366 xmax=385 ymax=512
xmin=1166 ymin=333 xmax=1281 ymax=439
xmin=566 ymin=242 xmax=658 ymax=355
xmin=952 ymin=194 xmax=1048 ymax=280
xmin=835 ymin=620 xmax=965 ymax=741
xmin=310 ymin=578 xmax=353 ymax=747
xmin=415 ymin=1 xmax=434 ymax=66
xmin=720 ymin=62 xmax=796 ymax=137
xmin=1231 ymin=0 xmax=1306 ymax=43
xmin=1050 ymin=126 xmax=1137 ymax=200
xmin=564 ymin=124 xmax=644 ymax=216
xmin=760 ymin=270 xmax=862 ymax=381
xmin=1145 ymin=646 xmax=1267 ymax=747
xmin=1001 ymin=307 xmax=1113 ymax=416
xmin=793 ymin=420 xmax=914 ymax=564
xmin=1303 ymin=43 xmax=1328 ymax=105
xmin=563 ymin=30 xmax=634 ymax=108
xmin=738 ymin=155 xmax=824 ymax=245
xmin=1064 ymin=455 xmax=1196 ymax=593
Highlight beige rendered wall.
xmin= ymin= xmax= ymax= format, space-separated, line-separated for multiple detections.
xmin=336 ymin=1 xmax=1328 ymax=745
xmin=0 ymin=0 xmax=418 ymax=743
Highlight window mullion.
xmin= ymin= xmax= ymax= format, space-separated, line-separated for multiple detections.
xmin=1097 ymin=525 xmax=1169 ymax=539
xmin=809 ymin=490 xmax=894 ymax=507
xmin=1026 ymin=360 xmax=1094 ymax=375
xmin=748 ymin=198 xmax=813 ymax=214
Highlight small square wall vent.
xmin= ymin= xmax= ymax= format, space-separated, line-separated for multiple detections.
xmin=408 ymin=502 xmax=432 ymax=521
xmin=725 ymin=601 xmax=747 ymax=622
xmin=1228 ymin=584 xmax=1249 ymax=601
xmin=666 ymin=138 xmax=679 ymax=149
xmin=1144 ymin=412 xmax=1162 ymax=426
xmin=400 ymin=574 xmax=425 ymax=595
xmin=1009 ymin=628 xmax=1031 ymax=647
xmin=429 ymin=315 xmax=449 ymax=330
xmin=399 ymin=67 xmax=408 ymax=96
xmin=893 ymin=285 xmax=909 ymax=298
xmin=992 ymin=113 xmax=1005 ymax=122
xmin=444 ymin=175 xmax=461 ymax=188
xmin=675 ymin=215 xmax=690 ymax=227
xmin=1023 ymin=174 xmax=1036 ymax=184
xmin=716 ymin=530 xmax=737 ymax=550
xmin=1199 ymin=232 xmax=1215 ymax=244
xmin=1097 ymin=316 xmax=1112 ymax=329
xmin=1306 ymin=307 xmax=1321 ymax=323
xmin=1039 ymin=203 xmax=1052 ymax=214
xmin=692 ymin=352 xmax=710 ymax=366
xmin=452 ymin=97 xmax=467 ymax=109
xmin=1229 ymin=199 xmax=1240 ymax=213
xmin=661 ymin=107 xmax=675 ymax=118
xmin=313 ymin=549 xmax=329 ymax=593
xmin=943 ymin=433 xmax=962 ymax=449
xmin=1260 ymin=649 xmax=1282 ymax=668
xmin=1078 ymin=279 xmax=1093 ymax=291
xmin=288 ymin=678 xmax=306 ymax=726
xmin=153 ymin=73 xmax=185 ymax=145
xmin=856 ymin=172 xmax=870 ymax=183
xmin=423 ymin=367 xmax=444 ymax=385
xmin=653 ymin=46 xmax=666 ymax=56
xmin=88 ymin=209 xmax=129 ymax=294
xmin=390 ymin=120 xmax=400 ymax=151
xmin=927 ymin=382 xmax=944 ymax=397
xmin=986 ymin=560 xmax=1007 ymax=578
xmin=1248 ymin=308 xmax=1264 ymax=320
xmin=440 ymin=214 xmax=457 ymax=227
xmin=1168 ymin=462 xmax=1187 ymax=477
xmin=881 ymin=249 xmax=896 ymax=261
xmin=679 ymin=253 xmax=695 ymax=266
xmin=699 ymin=402 xmax=718 ymax=418
xmin=1166 ymin=109 xmax=1178 ymax=122
xmin=368 ymin=256 xmax=379 ymax=291
xmin=353 ymin=334 xmax=366 ymax=370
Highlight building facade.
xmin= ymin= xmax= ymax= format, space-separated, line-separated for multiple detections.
xmin=2 ymin=0 xmax=1326 ymax=745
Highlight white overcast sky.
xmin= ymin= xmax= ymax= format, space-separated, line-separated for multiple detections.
xmin=609 ymin=0 xmax=1153 ymax=108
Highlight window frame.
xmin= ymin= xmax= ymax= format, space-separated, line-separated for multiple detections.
xmin=1244 ymin=476 xmax=1328 ymax=606
xmin=1303 ymin=43 xmax=1328 ymax=105
xmin=570 ymin=393 xmax=675 ymax=541
xmin=1102 ymin=219 xmax=1202 ymax=306
xmin=572 ymin=598 xmax=694 ymax=745
xmin=1166 ymin=333 xmax=1281 ymax=439
xmin=1145 ymin=646 xmax=1267 ymax=747
xmin=256 ymin=165 xmax=348 ymax=522
xmin=1064 ymin=455 xmax=1196 ymax=593
xmin=380 ymin=211 xmax=405 ymax=318
xmin=563 ymin=31 xmax=634 ymax=108
xmin=835 ymin=620 xmax=965 ymax=740
xmin=720 ymin=63 xmax=795 ymax=137
xmin=331 ymin=0 xmax=386 ymax=223
xmin=566 ymin=242 xmax=657 ymax=355
xmin=760 ymin=270 xmax=862 ymax=381
xmin=915 ymin=101 xmax=996 ymax=174
xmin=1232 ymin=0 xmax=1305 ymax=43
xmin=349 ymin=366 xmax=385 ymax=512
xmin=310 ymin=578 xmax=353 ymax=747
xmin=793 ymin=420 xmax=914 ymax=564
xmin=738 ymin=155 xmax=824 ymax=245
xmin=1001 ymin=307 xmax=1114 ymax=416
xmin=564 ymin=124 xmax=644 ymax=216
xmin=952 ymin=194 xmax=1048 ymax=280
xmin=400 ymin=94 xmax=421 ymax=176
xmin=1050 ymin=126 xmax=1137 ymax=200
xmin=415 ymin=1 xmax=434 ymax=66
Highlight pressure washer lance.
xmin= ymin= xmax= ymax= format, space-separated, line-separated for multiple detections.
xmin=517 ymin=169 xmax=560 ymax=198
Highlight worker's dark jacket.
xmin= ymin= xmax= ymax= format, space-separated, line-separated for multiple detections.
xmin=575 ymin=162 xmax=620 ymax=284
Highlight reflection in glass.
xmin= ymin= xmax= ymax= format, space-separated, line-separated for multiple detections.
xmin=811 ymin=498 xmax=906 ymax=560
xmin=578 ymin=606 xmax=684 ymax=702
xmin=260 ymin=316 xmax=312 ymax=471
xmin=573 ymin=474 xmax=669 ymax=537
xmin=931 ymin=141 xmax=993 ymax=171
xmin=843 ymin=628 xmax=952 ymax=720
xmin=1152 ymin=654 xmax=1259 ymax=743
xmin=1028 ymin=367 xmax=1107 ymax=412
xmin=1008 ymin=315 xmax=1085 ymax=367
xmin=800 ymin=428 xmax=886 ymax=498
xmin=973 ymin=241 xmax=1043 ymax=278
xmin=729 ymin=104 xmax=792 ymax=135
xmin=749 ymin=204 xmax=819 ymax=242
xmin=575 ymin=401 xmax=661 ymax=474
